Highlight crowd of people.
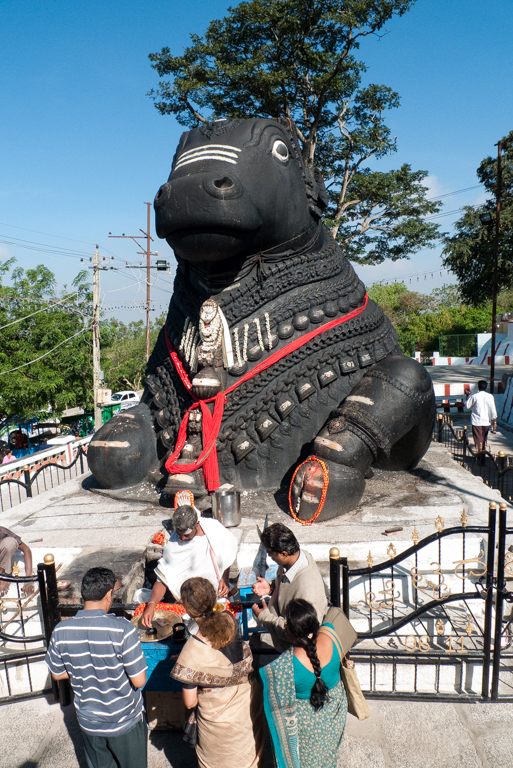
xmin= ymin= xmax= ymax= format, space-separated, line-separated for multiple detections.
xmin=45 ymin=515 xmax=348 ymax=768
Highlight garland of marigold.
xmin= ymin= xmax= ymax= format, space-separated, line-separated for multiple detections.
xmin=133 ymin=602 xmax=243 ymax=617
xmin=288 ymin=455 xmax=329 ymax=526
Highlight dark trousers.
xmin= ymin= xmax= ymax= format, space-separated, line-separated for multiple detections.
xmin=472 ymin=425 xmax=489 ymax=461
xmin=81 ymin=718 xmax=147 ymax=768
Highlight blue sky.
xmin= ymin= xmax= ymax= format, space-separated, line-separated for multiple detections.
xmin=1 ymin=0 xmax=512 ymax=322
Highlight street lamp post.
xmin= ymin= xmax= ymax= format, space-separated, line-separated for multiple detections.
xmin=479 ymin=141 xmax=502 ymax=394
xmin=490 ymin=141 xmax=502 ymax=395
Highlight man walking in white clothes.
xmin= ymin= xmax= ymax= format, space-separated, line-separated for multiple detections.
xmin=464 ymin=380 xmax=497 ymax=465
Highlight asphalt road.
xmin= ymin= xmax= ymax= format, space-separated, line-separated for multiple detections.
xmin=428 ymin=364 xmax=511 ymax=386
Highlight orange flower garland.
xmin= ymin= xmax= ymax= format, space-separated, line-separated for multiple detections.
xmin=288 ymin=455 xmax=329 ymax=526
xmin=133 ymin=602 xmax=186 ymax=617
xmin=133 ymin=601 xmax=243 ymax=618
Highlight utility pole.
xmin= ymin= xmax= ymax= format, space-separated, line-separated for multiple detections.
xmin=490 ymin=141 xmax=502 ymax=395
xmin=92 ymin=246 xmax=102 ymax=431
xmin=109 ymin=202 xmax=155 ymax=361
xmin=145 ymin=202 xmax=151 ymax=361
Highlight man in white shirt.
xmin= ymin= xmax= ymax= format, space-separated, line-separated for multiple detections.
xmin=464 ymin=380 xmax=497 ymax=465
xmin=141 ymin=505 xmax=237 ymax=627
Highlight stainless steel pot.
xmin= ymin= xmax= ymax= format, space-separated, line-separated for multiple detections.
xmin=211 ymin=490 xmax=241 ymax=527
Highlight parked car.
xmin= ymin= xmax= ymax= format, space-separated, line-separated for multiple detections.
xmin=108 ymin=391 xmax=140 ymax=411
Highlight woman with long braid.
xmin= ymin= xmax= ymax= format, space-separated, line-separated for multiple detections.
xmin=260 ymin=598 xmax=347 ymax=768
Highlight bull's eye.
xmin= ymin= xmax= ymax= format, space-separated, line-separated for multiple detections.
xmin=272 ymin=140 xmax=289 ymax=162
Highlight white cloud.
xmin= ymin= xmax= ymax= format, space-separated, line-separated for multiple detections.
xmin=0 ymin=244 xmax=15 ymax=261
xmin=423 ymin=175 xmax=447 ymax=199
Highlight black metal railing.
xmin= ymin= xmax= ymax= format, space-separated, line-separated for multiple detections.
xmin=434 ymin=414 xmax=513 ymax=502
xmin=329 ymin=503 xmax=499 ymax=701
xmin=0 ymin=557 xmax=58 ymax=704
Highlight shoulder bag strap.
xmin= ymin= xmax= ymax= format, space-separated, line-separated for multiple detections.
xmin=318 ymin=625 xmax=345 ymax=661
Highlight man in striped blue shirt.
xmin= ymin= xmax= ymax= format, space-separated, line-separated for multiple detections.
xmin=46 ymin=567 xmax=148 ymax=768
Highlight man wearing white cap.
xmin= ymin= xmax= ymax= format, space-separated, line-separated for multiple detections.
xmin=141 ymin=505 xmax=237 ymax=628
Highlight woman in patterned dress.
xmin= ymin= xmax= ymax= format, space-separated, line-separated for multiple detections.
xmin=260 ymin=598 xmax=347 ymax=768
xmin=171 ymin=577 xmax=264 ymax=768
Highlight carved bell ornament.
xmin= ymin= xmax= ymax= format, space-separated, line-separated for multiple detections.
xmin=191 ymin=366 xmax=224 ymax=399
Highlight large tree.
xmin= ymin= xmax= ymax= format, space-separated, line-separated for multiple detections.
xmin=0 ymin=259 xmax=93 ymax=418
xmin=148 ymin=0 xmax=441 ymax=264
xmin=442 ymin=131 xmax=513 ymax=305
xmin=101 ymin=313 xmax=166 ymax=393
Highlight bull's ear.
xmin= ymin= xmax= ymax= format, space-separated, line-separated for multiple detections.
xmin=306 ymin=166 xmax=328 ymax=220
xmin=313 ymin=167 xmax=328 ymax=210
xmin=170 ymin=132 xmax=191 ymax=172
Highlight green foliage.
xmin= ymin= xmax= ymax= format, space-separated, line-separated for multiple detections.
xmin=442 ymin=131 xmax=513 ymax=305
xmin=101 ymin=313 xmax=165 ymax=393
xmin=0 ymin=260 xmax=93 ymax=418
xmin=148 ymin=0 xmax=441 ymax=264
xmin=368 ymin=281 xmax=499 ymax=355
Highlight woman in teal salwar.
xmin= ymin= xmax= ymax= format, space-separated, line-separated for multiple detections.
xmin=260 ymin=599 xmax=347 ymax=768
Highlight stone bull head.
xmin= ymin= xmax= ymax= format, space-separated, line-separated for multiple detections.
xmin=154 ymin=117 xmax=328 ymax=263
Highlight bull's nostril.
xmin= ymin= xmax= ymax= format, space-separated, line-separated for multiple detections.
xmin=213 ymin=177 xmax=234 ymax=190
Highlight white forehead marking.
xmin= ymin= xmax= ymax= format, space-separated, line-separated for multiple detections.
xmin=175 ymin=155 xmax=238 ymax=169
xmin=175 ymin=144 xmax=241 ymax=170
xmin=179 ymin=144 xmax=241 ymax=159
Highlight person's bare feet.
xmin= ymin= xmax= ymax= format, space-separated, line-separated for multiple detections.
xmin=0 ymin=567 xmax=9 ymax=596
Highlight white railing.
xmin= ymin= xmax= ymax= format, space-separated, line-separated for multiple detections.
xmin=0 ymin=436 xmax=92 ymax=513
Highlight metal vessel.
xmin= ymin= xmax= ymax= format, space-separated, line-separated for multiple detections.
xmin=212 ymin=490 xmax=241 ymax=527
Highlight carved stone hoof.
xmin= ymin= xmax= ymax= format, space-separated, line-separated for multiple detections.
xmin=88 ymin=404 xmax=158 ymax=489
xmin=163 ymin=467 xmax=207 ymax=498
xmin=290 ymin=457 xmax=366 ymax=522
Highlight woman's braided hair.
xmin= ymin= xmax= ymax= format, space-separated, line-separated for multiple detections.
xmin=285 ymin=598 xmax=328 ymax=710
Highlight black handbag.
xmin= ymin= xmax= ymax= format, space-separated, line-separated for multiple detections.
xmin=183 ymin=709 xmax=197 ymax=748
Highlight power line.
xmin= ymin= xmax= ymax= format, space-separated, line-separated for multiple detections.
xmin=426 ymin=184 xmax=483 ymax=201
xmin=380 ymin=268 xmax=452 ymax=284
xmin=0 ymin=291 xmax=83 ymax=330
xmin=0 ymin=326 xmax=91 ymax=376
xmin=0 ymin=222 xmax=136 ymax=268
xmin=0 ymin=290 xmax=85 ymax=306
xmin=0 ymin=234 xmax=92 ymax=258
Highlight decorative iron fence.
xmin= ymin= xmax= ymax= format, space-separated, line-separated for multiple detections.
xmin=0 ymin=556 xmax=60 ymax=704
xmin=0 ymin=556 xmax=141 ymax=707
xmin=328 ymin=502 xmax=513 ymax=702
xmin=0 ymin=437 xmax=91 ymax=513
xmin=434 ymin=414 xmax=513 ymax=503
xmin=5 ymin=508 xmax=513 ymax=707
xmin=330 ymin=505 xmax=496 ymax=701
xmin=490 ymin=504 xmax=513 ymax=700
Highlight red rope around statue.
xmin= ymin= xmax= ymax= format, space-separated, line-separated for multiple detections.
xmin=164 ymin=295 xmax=368 ymax=491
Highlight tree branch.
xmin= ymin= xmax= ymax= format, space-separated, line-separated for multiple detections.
xmin=181 ymin=96 xmax=208 ymax=124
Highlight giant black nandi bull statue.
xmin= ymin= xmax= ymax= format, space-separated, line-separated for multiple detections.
xmin=89 ymin=118 xmax=435 ymax=522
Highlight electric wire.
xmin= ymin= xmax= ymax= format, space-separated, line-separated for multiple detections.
xmin=0 ymin=326 xmax=91 ymax=376
xmin=426 ymin=184 xmax=483 ymax=201
xmin=0 ymin=291 xmax=81 ymax=330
